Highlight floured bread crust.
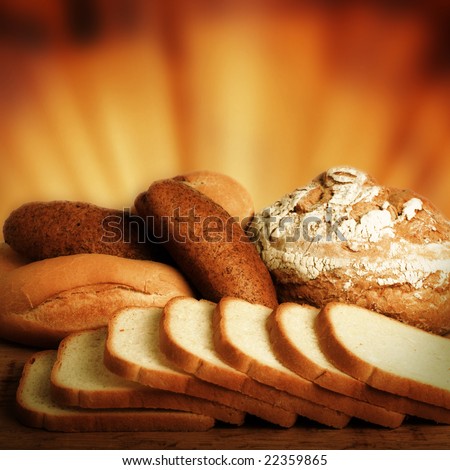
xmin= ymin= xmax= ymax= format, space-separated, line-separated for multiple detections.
xmin=253 ymin=167 xmax=450 ymax=335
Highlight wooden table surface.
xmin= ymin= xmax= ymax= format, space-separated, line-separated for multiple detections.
xmin=0 ymin=338 xmax=449 ymax=450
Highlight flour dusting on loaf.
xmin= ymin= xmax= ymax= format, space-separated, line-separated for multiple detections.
xmin=253 ymin=166 xmax=450 ymax=335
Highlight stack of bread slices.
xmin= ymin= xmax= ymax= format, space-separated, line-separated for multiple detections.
xmin=16 ymin=296 xmax=450 ymax=432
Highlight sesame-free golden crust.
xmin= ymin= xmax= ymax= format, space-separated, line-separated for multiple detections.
xmin=174 ymin=170 xmax=254 ymax=224
xmin=0 ymin=252 xmax=193 ymax=347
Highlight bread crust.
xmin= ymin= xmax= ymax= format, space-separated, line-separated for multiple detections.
xmin=316 ymin=302 xmax=450 ymax=410
xmin=254 ymin=166 xmax=450 ymax=335
xmin=173 ymin=170 xmax=254 ymax=223
xmin=0 ymin=243 xmax=30 ymax=273
xmin=3 ymin=201 xmax=165 ymax=261
xmin=135 ymin=179 xmax=278 ymax=309
xmin=0 ymin=252 xmax=193 ymax=347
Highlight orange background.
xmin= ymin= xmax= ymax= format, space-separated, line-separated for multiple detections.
xmin=1 ymin=0 xmax=449 ymax=235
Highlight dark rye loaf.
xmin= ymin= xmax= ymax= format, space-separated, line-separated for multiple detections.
xmin=135 ymin=179 xmax=278 ymax=309
xmin=3 ymin=201 xmax=160 ymax=261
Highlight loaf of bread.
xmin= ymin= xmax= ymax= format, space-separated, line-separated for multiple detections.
xmin=252 ymin=166 xmax=450 ymax=335
xmin=3 ymin=201 xmax=165 ymax=261
xmin=16 ymin=350 xmax=215 ymax=432
xmin=135 ymin=178 xmax=278 ymax=309
xmin=0 ymin=251 xmax=193 ymax=347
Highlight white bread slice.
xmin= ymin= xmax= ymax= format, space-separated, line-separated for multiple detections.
xmin=105 ymin=306 xmax=296 ymax=427
xmin=215 ymin=297 xmax=406 ymax=428
xmin=316 ymin=302 xmax=450 ymax=410
xmin=270 ymin=303 xmax=450 ymax=424
xmin=160 ymin=297 xmax=350 ymax=428
xmin=16 ymin=350 xmax=215 ymax=432
xmin=51 ymin=328 xmax=244 ymax=425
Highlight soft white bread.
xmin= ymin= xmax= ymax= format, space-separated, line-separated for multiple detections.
xmin=253 ymin=166 xmax=450 ymax=335
xmin=16 ymin=350 xmax=215 ymax=432
xmin=316 ymin=302 xmax=450 ymax=410
xmin=0 ymin=252 xmax=193 ymax=347
xmin=51 ymin=328 xmax=244 ymax=425
xmin=269 ymin=303 xmax=450 ymax=424
xmin=104 ymin=306 xmax=296 ymax=427
xmin=160 ymin=297 xmax=350 ymax=428
xmin=214 ymin=297 xmax=406 ymax=428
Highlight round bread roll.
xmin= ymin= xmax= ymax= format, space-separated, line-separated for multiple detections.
xmin=173 ymin=170 xmax=254 ymax=224
xmin=135 ymin=178 xmax=278 ymax=309
xmin=0 ymin=251 xmax=193 ymax=347
xmin=2 ymin=201 xmax=162 ymax=261
xmin=253 ymin=166 xmax=450 ymax=335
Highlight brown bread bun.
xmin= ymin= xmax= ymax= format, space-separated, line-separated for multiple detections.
xmin=0 ymin=251 xmax=193 ymax=347
xmin=3 ymin=201 xmax=162 ymax=261
xmin=173 ymin=170 xmax=254 ymax=224
xmin=135 ymin=178 xmax=278 ymax=309
xmin=253 ymin=166 xmax=450 ymax=335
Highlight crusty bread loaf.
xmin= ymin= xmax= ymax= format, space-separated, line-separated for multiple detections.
xmin=160 ymin=297 xmax=350 ymax=428
xmin=51 ymin=328 xmax=244 ymax=424
xmin=16 ymin=350 xmax=215 ymax=432
xmin=253 ymin=166 xmax=450 ymax=335
xmin=3 ymin=201 xmax=164 ymax=261
xmin=105 ymin=306 xmax=296 ymax=427
xmin=173 ymin=170 xmax=254 ymax=223
xmin=269 ymin=302 xmax=450 ymax=424
xmin=0 ymin=252 xmax=193 ymax=347
xmin=214 ymin=297 xmax=406 ymax=428
xmin=135 ymin=178 xmax=278 ymax=309
xmin=316 ymin=302 xmax=450 ymax=410
xmin=0 ymin=243 xmax=30 ymax=273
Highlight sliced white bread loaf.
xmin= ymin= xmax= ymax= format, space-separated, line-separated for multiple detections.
xmin=51 ymin=328 xmax=244 ymax=425
xmin=316 ymin=302 xmax=450 ymax=410
xmin=214 ymin=297 xmax=406 ymax=428
xmin=16 ymin=350 xmax=215 ymax=432
xmin=160 ymin=297 xmax=350 ymax=428
xmin=270 ymin=303 xmax=450 ymax=424
xmin=105 ymin=306 xmax=296 ymax=427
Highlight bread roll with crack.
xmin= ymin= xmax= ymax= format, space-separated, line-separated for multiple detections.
xmin=253 ymin=167 xmax=450 ymax=335
xmin=0 ymin=252 xmax=193 ymax=347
